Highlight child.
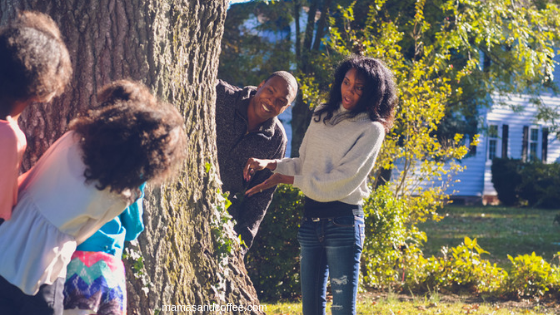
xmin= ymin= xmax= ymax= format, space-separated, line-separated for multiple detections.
xmin=0 ymin=11 xmax=72 ymax=224
xmin=0 ymin=80 xmax=187 ymax=315
xmin=63 ymin=81 xmax=153 ymax=315
xmin=243 ymin=55 xmax=398 ymax=315
xmin=63 ymin=184 xmax=145 ymax=315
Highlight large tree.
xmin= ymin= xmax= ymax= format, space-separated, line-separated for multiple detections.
xmin=0 ymin=1 xmax=263 ymax=314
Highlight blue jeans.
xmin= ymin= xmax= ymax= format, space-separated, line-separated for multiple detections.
xmin=297 ymin=215 xmax=365 ymax=315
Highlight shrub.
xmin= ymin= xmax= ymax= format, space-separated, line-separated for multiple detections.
xmin=491 ymin=159 xmax=560 ymax=209
xmin=518 ymin=162 xmax=560 ymax=209
xmin=245 ymin=184 xmax=304 ymax=301
xmin=405 ymin=237 xmax=505 ymax=294
xmin=491 ymin=158 xmax=523 ymax=206
xmin=362 ymin=185 xmax=425 ymax=289
xmin=504 ymin=252 xmax=554 ymax=298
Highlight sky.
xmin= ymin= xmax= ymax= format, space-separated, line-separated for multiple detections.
xmin=229 ymin=0 xmax=253 ymax=7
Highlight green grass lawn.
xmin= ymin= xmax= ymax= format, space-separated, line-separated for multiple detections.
xmin=264 ymin=292 xmax=560 ymax=314
xmin=263 ymin=205 xmax=560 ymax=314
xmin=417 ymin=205 xmax=560 ymax=268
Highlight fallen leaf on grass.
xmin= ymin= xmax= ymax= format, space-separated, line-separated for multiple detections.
xmin=462 ymin=304 xmax=480 ymax=310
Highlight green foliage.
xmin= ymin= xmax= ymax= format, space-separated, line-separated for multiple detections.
xmin=321 ymin=1 xmax=471 ymax=217
xmin=518 ymin=162 xmax=560 ymax=209
xmin=492 ymin=159 xmax=560 ymax=208
xmin=123 ymin=240 xmax=153 ymax=295
xmin=210 ymin=190 xmax=234 ymax=260
xmin=504 ymin=252 xmax=554 ymax=298
xmin=246 ymin=185 xmax=305 ymax=301
xmin=406 ymin=237 xmax=505 ymax=294
xmin=406 ymin=240 xmax=560 ymax=299
xmin=206 ymin=164 xmax=241 ymax=301
xmin=361 ymin=185 xmax=426 ymax=289
xmin=219 ymin=1 xmax=294 ymax=86
xmin=491 ymin=158 xmax=524 ymax=206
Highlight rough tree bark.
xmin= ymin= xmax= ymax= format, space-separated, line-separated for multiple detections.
xmin=0 ymin=1 xmax=263 ymax=314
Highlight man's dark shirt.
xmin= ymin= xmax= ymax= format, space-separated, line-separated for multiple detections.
xmin=215 ymin=80 xmax=287 ymax=252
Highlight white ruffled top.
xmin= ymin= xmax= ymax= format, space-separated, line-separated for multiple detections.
xmin=0 ymin=131 xmax=131 ymax=295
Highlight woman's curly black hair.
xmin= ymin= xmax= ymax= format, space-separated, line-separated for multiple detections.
xmin=0 ymin=11 xmax=72 ymax=109
xmin=68 ymin=80 xmax=187 ymax=199
xmin=313 ymin=55 xmax=398 ymax=132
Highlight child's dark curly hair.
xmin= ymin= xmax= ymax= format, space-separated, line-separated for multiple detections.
xmin=0 ymin=11 xmax=72 ymax=110
xmin=314 ymin=55 xmax=398 ymax=132
xmin=69 ymin=80 xmax=187 ymax=198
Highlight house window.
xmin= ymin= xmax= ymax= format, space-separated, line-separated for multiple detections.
xmin=488 ymin=124 xmax=498 ymax=160
xmin=529 ymin=128 xmax=539 ymax=161
xmin=543 ymin=128 xmax=549 ymax=162
xmin=501 ymin=125 xmax=509 ymax=158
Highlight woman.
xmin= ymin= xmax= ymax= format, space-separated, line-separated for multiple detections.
xmin=243 ymin=55 xmax=398 ymax=315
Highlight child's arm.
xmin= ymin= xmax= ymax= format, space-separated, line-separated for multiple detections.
xmin=0 ymin=131 xmax=20 ymax=220
xmin=17 ymin=169 xmax=31 ymax=187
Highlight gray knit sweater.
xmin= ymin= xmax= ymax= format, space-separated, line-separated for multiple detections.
xmin=275 ymin=105 xmax=385 ymax=205
xmin=215 ymin=80 xmax=287 ymax=250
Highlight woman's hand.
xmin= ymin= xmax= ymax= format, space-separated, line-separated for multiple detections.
xmin=243 ymin=158 xmax=277 ymax=181
xmin=245 ymin=173 xmax=294 ymax=197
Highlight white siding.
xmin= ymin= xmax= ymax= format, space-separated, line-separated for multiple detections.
xmin=392 ymin=95 xmax=560 ymax=199
xmin=481 ymin=95 xmax=560 ymax=196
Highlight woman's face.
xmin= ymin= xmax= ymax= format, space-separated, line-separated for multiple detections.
xmin=340 ymin=68 xmax=364 ymax=110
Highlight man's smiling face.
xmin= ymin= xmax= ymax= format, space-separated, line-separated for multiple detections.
xmin=249 ymin=76 xmax=295 ymax=124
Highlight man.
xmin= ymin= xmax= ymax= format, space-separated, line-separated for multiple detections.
xmin=215 ymin=71 xmax=297 ymax=254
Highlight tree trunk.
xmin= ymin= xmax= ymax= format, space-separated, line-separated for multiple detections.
xmin=290 ymin=93 xmax=312 ymax=158
xmin=0 ymin=1 xmax=263 ymax=314
xmin=312 ymin=0 xmax=331 ymax=51
xmin=291 ymin=0 xmax=324 ymax=157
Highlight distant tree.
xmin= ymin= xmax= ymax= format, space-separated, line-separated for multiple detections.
xmin=219 ymin=1 xmax=294 ymax=86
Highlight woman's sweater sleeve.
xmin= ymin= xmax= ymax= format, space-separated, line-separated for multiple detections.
xmin=293 ymin=123 xmax=385 ymax=202
xmin=274 ymin=157 xmax=301 ymax=176
xmin=274 ymin=121 xmax=310 ymax=176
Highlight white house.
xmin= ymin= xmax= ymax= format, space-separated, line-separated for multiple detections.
xmin=420 ymin=94 xmax=560 ymax=205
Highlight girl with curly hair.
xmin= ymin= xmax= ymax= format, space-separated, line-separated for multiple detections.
xmin=243 ymin=55 xmax=398 ymax=315
xmin=0 ymin=11 xmax=72 ymax=224
xmin=62 ymin=80 xmax=162 ymax=315
xmin=0 ymin=80 xmax=187 ymax=315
